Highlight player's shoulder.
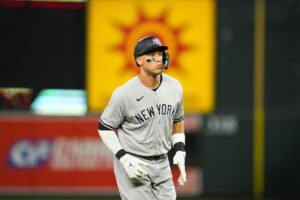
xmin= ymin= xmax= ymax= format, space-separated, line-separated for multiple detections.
xmin=111 ymin=76 xmax=139 ymax=97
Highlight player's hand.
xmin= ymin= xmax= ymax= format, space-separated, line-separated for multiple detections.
xmin=173 ymin=151 xmax=186 ymax=186
xmin=119 ymin=154 xmax=148 ymax=183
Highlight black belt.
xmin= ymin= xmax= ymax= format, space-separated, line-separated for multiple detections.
xmin=128 ymin=152 xmax=166 ymax=161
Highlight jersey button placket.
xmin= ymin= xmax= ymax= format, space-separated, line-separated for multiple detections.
xmin=154 ymin=93 xmax=160 ymax=155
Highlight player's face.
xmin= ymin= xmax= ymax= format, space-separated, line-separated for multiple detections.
xmin=139 ymin=51 xmax=164 ymax=76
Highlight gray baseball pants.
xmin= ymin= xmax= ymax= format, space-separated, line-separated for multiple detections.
xmin=113 ymin=155 xmax=176 ymax=200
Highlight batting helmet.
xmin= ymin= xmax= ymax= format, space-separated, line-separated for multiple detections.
xmin=134 ymin=36 xmax=168 ymax=58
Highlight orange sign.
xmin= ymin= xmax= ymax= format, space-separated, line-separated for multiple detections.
xmin=87 ymin=0 xmax=216 ymax=113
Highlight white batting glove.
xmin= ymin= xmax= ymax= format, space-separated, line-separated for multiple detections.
xmin=173 ymin=151 xmax=186 ymax=186
xmin=120 ymin=154 xmax=148 ymax=183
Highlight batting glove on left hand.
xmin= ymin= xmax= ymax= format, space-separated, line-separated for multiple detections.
xmin=120 ymin=154 xmax=148 ymax=183
xmin=173 ymin=151 xmax=186 ymax=186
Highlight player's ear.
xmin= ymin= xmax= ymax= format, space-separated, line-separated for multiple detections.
xmin=136 ymin=57 xmax=143 ymax=67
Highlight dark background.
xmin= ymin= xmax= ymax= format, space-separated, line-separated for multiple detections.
xmin=0 ymin=3 xmax=85 ymax=100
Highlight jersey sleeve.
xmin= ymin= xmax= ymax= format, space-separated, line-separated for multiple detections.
xmin=99 ymin=89 xmax=125 ymax=131
xmin=173 ymin=82 xmax=184 ymax=123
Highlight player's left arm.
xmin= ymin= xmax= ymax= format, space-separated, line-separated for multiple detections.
xmin=172 ymin=120 xmax=187 ymax=186
xmin=172 ymin=120 xmax=184 ymax=134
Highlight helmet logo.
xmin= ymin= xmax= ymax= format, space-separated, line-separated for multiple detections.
xmin=152 ymin=38 xmax=162 ymax=46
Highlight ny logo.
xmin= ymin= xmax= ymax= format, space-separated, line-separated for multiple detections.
xmin=152 ymin=38 xmax=162 ymax=46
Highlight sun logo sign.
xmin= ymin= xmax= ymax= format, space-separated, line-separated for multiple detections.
xmin=113 ymin=9 xmax=190 ymax=73
xmin=87 ymin=0 xmax=216 ymax=114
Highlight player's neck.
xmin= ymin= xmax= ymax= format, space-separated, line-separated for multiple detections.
xmin=138 ymin=72 xmax=161 ymax=89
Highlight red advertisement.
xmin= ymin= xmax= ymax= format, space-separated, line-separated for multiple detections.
xmin=0 ymin=115 xmax=201 ymax=196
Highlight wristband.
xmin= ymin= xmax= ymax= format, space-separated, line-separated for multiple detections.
xmin=116 ymin=149 xmax=127 ymax=160
xmin=174 ymin=142 xmax=185 ymax=151
xmin=172 ymin=133 xmax=185 ymax=152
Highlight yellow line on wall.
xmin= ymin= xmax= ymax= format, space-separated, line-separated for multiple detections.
xmin=253 ymin=0 xmax=265 ymax=199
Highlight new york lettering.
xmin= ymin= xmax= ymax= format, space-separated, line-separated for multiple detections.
xmin=135 ymin=104 xmax=176 ymax=123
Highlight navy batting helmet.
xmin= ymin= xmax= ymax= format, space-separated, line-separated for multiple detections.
xmin=134 ymin=36 xmax=168 ymax=58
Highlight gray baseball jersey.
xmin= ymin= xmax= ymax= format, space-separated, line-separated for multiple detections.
xmin=100 ymin=73 xmax=184 ymax=156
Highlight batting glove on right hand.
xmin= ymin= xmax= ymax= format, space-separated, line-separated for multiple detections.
xmin=120 ymin=154 xmax=148 ymax=183
xmin=173 ymin=151 xmax=187 ymax=186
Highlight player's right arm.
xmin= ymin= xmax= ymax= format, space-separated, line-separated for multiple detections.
xmin=98 ymin=90 xmax=148 ymax=182
xmin=98 ymin=89 xmax=128 ymax=159
xmin=98 ymin=128 xmax=148 ymax=182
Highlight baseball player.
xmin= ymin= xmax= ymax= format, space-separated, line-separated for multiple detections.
xmin=98 ymin=36 xmax=186 ymax=200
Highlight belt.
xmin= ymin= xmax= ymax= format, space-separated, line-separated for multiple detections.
xmin=128 ymin=152 xmax=166 ymax=161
